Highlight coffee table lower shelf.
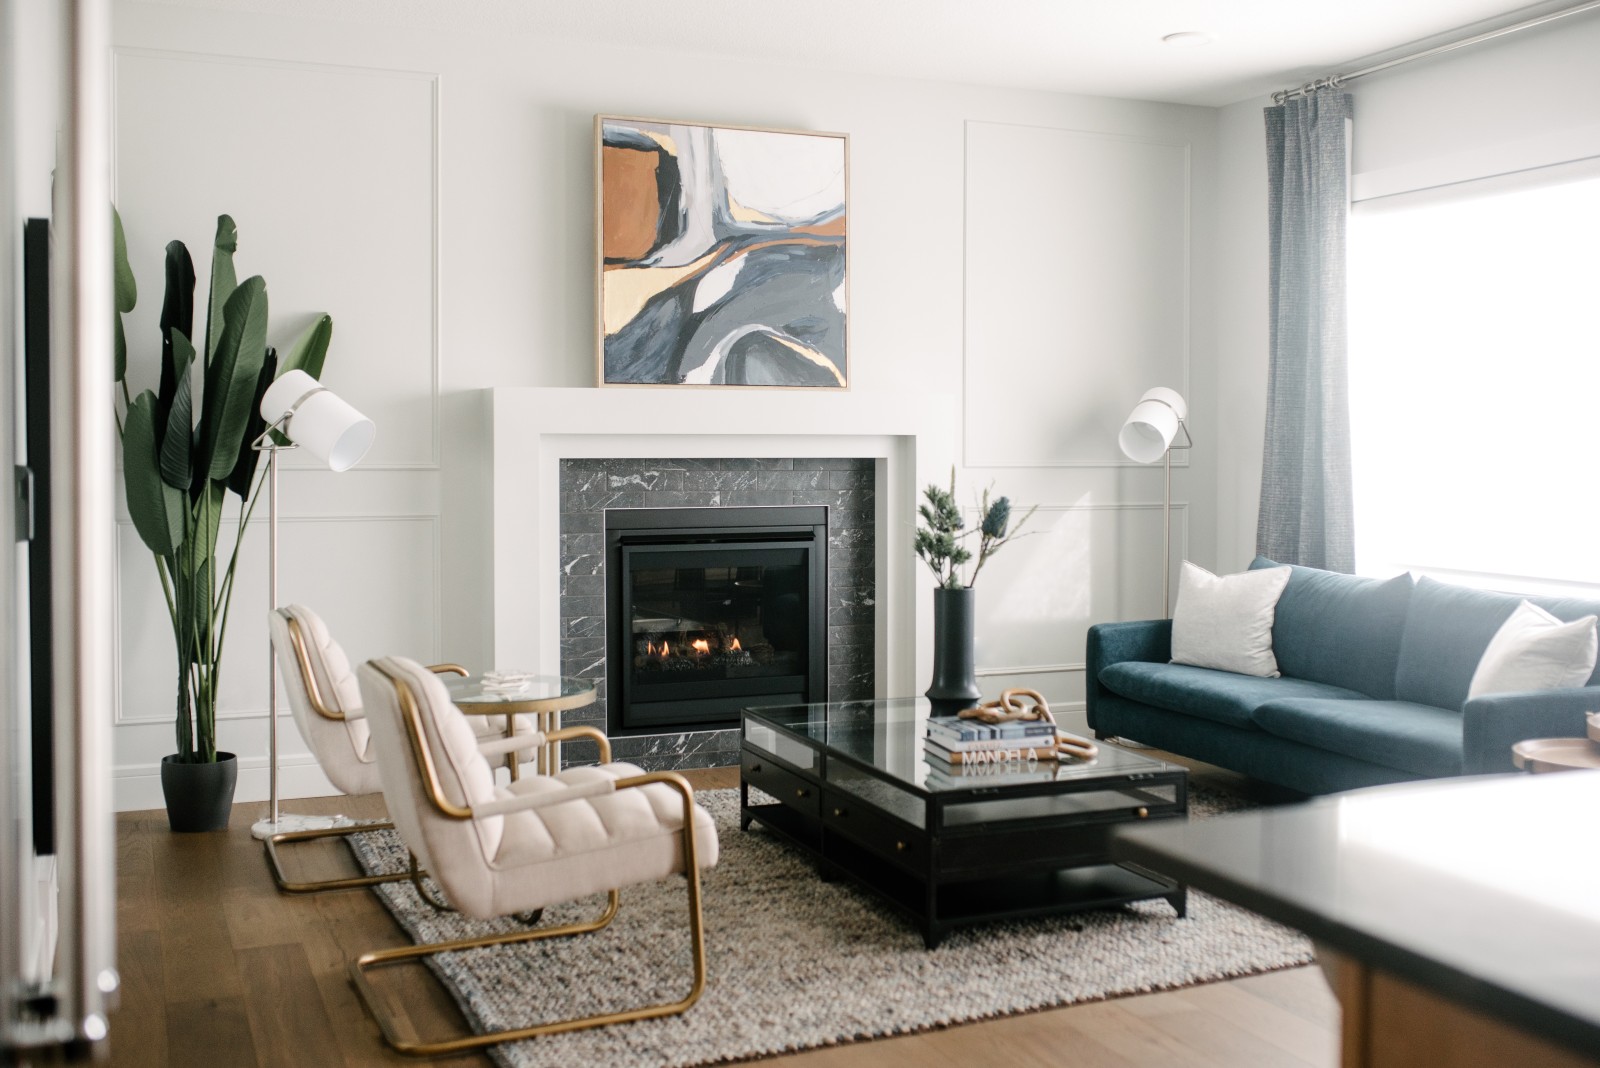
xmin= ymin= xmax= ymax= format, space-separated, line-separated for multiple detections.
xmin=742 ymin=798 xmax=1186 ymax=949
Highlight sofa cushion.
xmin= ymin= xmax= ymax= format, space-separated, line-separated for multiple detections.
xmin=1098 ymin=661 xmax=1366 ymax=731
xmin=1469 ymin=601 xmax=1598 ymax=699
xmin=1253 ymin=698 xmax=1464 ymax=777
xmin=1250 ymin=556 xmax=1413 ymax=699
xmin=1171 ymin=562 xmax=1292 ymax=677
xmin=1395 ymin=578 xmax=1600 ymax=711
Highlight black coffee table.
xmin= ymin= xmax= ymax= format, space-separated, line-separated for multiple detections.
xmin=740 ymin=697 xmax=1188 ymax=948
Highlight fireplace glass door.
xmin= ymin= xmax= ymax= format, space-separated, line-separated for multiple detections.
xmin=621 ymin=542 xmax=811 ymax=729
xmin=606 ymin=505 xmax=828 ymax=735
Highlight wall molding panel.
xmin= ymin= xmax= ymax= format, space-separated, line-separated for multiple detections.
xmin=113 ymin=514 xmax=442 ymax=727
xmin=963 ymin=120 xmax=1192 ymax=469
xmin=971 ymin=501 xmax=1189 ymax=689
xmin=109 ymin=42 xmax=447 ymax=809
xmin=111 ymin=46 xmax=442 ymax=469
xmin=975 ymin=663 xmax=1085 ymax=677
xmin=114 ymin=750 xmax=336 ymax=813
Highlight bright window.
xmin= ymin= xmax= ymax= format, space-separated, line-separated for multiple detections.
xmin=1348 ymin=167 xmax=1600 ymax=590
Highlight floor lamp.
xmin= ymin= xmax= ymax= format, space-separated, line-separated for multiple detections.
xmin=1118 ymin=387 xmax=1192 ymax=618
xmin=249 ymin=370 xmax=376 ymax=841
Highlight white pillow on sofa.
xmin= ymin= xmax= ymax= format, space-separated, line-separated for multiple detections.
xmin=1170 ymin=561 xmax=1292 ymax=678
xmin=1467 ymin=600 xmax=1598 ymax=699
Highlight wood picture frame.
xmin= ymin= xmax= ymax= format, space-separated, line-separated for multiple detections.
xmin=596 ymin=115 xmax=849 ymax=389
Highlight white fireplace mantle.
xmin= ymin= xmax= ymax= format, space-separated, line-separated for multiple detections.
xmin=472 ymin=387 xmax=957 ymax=698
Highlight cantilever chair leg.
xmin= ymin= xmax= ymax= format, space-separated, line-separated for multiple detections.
xmin=349 ymin=776 xmax=709 ymax=1058
xmin=404 ymin=851 xmax=545 ymax=924
xmin=264 ymin=821 xmax=414 ymax=895
xmin=407 ymin=852 xmax=455 ymax=913
xmin=351 ymin=877 xmax=706 ymax=1057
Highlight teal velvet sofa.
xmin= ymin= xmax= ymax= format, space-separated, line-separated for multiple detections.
xmin=1086 ymin=559 xmax=1600 ymax=795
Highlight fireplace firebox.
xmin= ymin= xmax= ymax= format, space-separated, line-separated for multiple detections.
xmin=605 ymin=506 xmax=828 ymax=736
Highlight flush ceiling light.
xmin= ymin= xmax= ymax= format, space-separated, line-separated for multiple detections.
xmin=1162 ymin=31 xmax=1217 ymax=47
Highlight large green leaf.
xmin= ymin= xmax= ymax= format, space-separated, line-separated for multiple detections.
xmin=276 ymin=315 xmax=333 ymax=382
xmin=268 ymin=315 xmax=332 ymax=444
xmin=112 ymin=208 xmax=136 ymax=383
xmin=194 ymin=276 xmax=269 ymax=483
xmin=179 ymin=482 xmax=224 ymax=587
xmin=112 ymin=207 xmax=137 ymax=314
xmin=159 ymin=329 xmax=196 ymax=490
xmin=159 ymin=240 xmax=195 ymax=345
xmin=122 ymin=391 xmax=185 ymax=556
xmin=204 ymin=215 xmax=238 ymax=366
xmin=157 ymin=241 xmax=195 ymax=434
xmin=225 ymin=348 xmax=278 ymax=499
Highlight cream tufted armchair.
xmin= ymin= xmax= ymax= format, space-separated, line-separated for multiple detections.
xmin=350 ymin=655 xmax=717 ymax=1057
xmin=262 ymin=605 xmax=533 ymax=894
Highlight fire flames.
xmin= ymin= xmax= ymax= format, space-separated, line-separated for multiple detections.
xmin=638 ymin=633 xmax=754 ymax=668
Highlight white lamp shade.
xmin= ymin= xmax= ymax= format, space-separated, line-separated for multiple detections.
xmin=1118 ymin=387 xmax=1187 ymax=464
xmin=259 ymin=369 xmax=376 ymax=472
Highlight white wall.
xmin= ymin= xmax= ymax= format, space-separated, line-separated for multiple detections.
xmin=1212 ymin=97 xmax=1270 ymax=571
xmin=1211 ymin=12 xmax=1600 ymax=570
xmin=110 ymin=1 xmax=1218 ymax=809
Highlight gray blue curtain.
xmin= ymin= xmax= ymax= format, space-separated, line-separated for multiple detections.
xmin=1257 ymin=88 xmax=1356 ymax=573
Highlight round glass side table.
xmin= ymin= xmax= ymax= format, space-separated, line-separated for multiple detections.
xmin=443 ymin=674 xmax=596 ymax=781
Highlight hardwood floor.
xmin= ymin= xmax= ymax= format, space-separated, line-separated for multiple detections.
xmin=107 ymin=765 xmax=1338 ymax=1067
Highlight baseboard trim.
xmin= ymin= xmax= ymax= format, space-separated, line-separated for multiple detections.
xmin=113 ymin=754 xmax=338 ymax=813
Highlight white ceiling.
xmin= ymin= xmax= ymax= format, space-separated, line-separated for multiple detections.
xmin=140 ymin=0 xmax=1585 ymax=107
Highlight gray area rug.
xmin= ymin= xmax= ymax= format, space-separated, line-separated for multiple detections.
xmin=348 ymin=786 xmax=1312 ymax=1068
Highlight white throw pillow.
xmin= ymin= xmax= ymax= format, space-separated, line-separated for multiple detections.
xmin=1467 ymin=600 xmax=1598 ymax=699
xmin=1170 ymin=561 xmax=1292 ymax=678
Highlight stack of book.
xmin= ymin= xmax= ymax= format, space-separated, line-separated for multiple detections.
xmin=923 ymin=758 xmax=1051 ymax=789
xmin=924 ymin=714 xmax=1059 ymax=765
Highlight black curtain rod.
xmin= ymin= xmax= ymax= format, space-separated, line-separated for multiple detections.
xmin=1273 ymin=0 xmax=1600 ymax=103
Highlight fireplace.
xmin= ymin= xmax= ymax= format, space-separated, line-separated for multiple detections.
xmin=605 ymin=506 xmax=829 ymax=735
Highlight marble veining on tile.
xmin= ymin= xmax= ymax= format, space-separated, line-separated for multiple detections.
xmin=609 ymin=728 xmax=738 ymax=759
xmin=562 ymin=615 xmax=604 ymax=639
xmin=558 ymin=456 xmax=877 ymax=769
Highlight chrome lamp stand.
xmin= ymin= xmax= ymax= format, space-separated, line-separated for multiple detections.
xmin=249 ymin=416 xmax=348 ymax=840
xmin=1160 ymin=418 xmax=1194 ymax=617
xmin=1117 ymin=387 xmax=1194 ymax=619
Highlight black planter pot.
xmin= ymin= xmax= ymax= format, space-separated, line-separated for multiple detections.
xmin=160 ymin=752 xmax=239 ymax=833
xmin=926 ymin=586 xmax=982 ymax=715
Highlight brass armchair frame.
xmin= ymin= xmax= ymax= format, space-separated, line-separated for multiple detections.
xmin=263 ymin=614 xmax=469 ymax=894
xmin=349 ymin=658 xmax=708 ymax=1058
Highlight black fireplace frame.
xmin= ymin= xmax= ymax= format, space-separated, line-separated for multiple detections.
xmin=604 ymin=505 xmax=828 ymax=737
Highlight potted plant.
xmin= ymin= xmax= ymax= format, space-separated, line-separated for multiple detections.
xmin=113 ymin=210 xmax=334 ymax=832
xmin=914 ymin=469 xmax=1035 ymax=711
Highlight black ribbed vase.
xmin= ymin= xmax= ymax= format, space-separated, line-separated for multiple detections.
xmin=926 ymin=586 xmax=982 ymax=715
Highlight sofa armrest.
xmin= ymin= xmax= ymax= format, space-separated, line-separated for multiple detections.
xmin=1460 ymin=686 xmax=1600 ymax=774
xmin=1085 ymin=620 xmax=1172 ymax=731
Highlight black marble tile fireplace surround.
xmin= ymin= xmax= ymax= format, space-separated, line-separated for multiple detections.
xmin=557 ymin=457 xmax=876 ymax=771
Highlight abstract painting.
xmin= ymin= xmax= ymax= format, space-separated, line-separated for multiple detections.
xmin=596 ymin=116 xmax=848 ymax=388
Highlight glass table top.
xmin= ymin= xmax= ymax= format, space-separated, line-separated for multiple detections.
xmin=443 ymin=673 xmax=596 ymax=712
xmin=745 ymin=697 xmax=1181 ymax=795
